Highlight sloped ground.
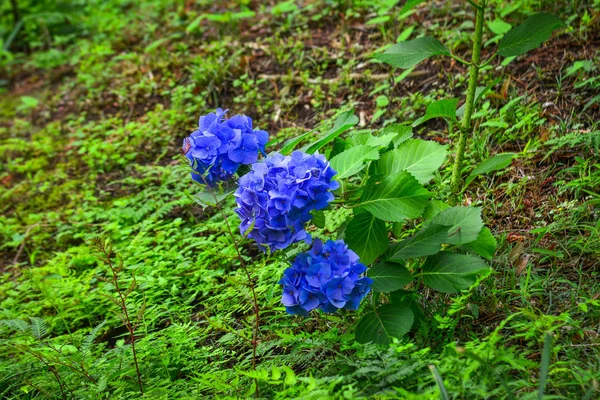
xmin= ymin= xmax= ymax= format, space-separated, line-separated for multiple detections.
xmin=1 ymin=0 xmax=599 ymax=398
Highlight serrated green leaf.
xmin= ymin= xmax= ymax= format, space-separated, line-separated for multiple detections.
xmin=345 ymin=213 xmax=388 ymax=265
xmin=358 ymin=172 xmax=431 ymax=222
xmin=389 ymin=224 xmax=450 ymax=260
xmin=306 ymin=110 xmax=359 ymax=154
xmin=421 ymin=252 xmax=489 ymax=293
xmin=413 ymin=98 xmax=458 ymax=126
xmin=498 ymin=13 xmax=564 ymax=57
xmin=431 ymin=206 xmax=484 ymax=245
xmin=381 ymin=124 xmax=413 ymax=147
xmin=349 ymin=132 xmax=397 ymax=148
xmin=330 ymin=145 xmax=380 ymax=180
xmin=375 ymin=37 xmax=450 ymax=69
xmin=369 ymin=261 xmax=413 ymax=292
xmin=465 ymin=153 xmax=515 ymax=186
xmin=377 ymin=139 xmax=448 ymax=184
xmin=460 ymin=227 xmax=497 ymax=260
xmin=355 ymin=304 xmax=414 ymax=345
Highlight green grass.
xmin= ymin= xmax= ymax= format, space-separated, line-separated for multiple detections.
xmin=1 ymin=0 xmax=599 ymax=398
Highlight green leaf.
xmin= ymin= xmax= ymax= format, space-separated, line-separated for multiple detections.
xmin=375 ymin=37 xmax=450 ymax=69
xmin=280 ymin=127 xmax=319 ymax=155
xmin=377 ymin=139 xmax=448 ymax=184
xmin=345 ymin=213 xmax=388 ymax=265
xmin=368 ymin=261 xmax=413 ymax=292
xmin=306 ymin=110 xmax=359 ymax=154
xmin=389 ymin=224 xmax=450 ymax=260
xmin=20 ymin=96 xmax=39 ymax=108
xmin=460 ymin=227 xmax=496 ymax=260
xmin=330 ymin=145 xmax=380 ymax=180
xmin=29 ymin=317 xmax=49 ymax=339
xmin=329 ymin=137 xmax=348 ymax=159
xmin=413 ymin=98 xmax=458 ymax=126
xmin=431 ymin=206 xmax=484 ymax=245
xmin=381 ymin=124 xmax=413 ymax=147
xmin=366 ymin=15 xmax=391 ymax=25
xmin=186 ymin=14 xmax=206 ymax=33
xmin=422 ymin=199 xmax=450 ymax=221
xmin=349 ymin=132 xmax=397 ymax=149
xmin=401 ymin=0 xmax=426 ymax=15
xmin=271 ymin=0 xmax=299 ymax=15
xmin=465 ymin=153 xmax=515 ymax=186
xmin=359 ymin=172 xmax=431 ymax=222
xmin=498 ymin=13 xmax=564 ymax=57
xmin=487 ymin=18 xmax=512 ymax=35
xmin=355 ymin=304 xmax=414 ymax=345
xmin=421 ymin=252 xmax=489 ymax=293
xmin=311 ymin=210 xmax=326 ymax=229
xmin=194 ymin=187 xmax=235 ymax=209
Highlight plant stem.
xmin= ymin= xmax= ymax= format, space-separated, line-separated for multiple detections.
xmin=450 ymin=0 xmax=486 ymax=196
xmin=200 ymin=181 xmax=261 ymax=398
xmin=102 ymin=249 xmax=144 ymax=395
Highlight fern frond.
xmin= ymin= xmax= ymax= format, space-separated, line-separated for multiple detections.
xmin=81 ymin=320 xmax=107 ymax=355
xmin=29 ymin=317 xmax=49 ymax=339
xmin=0 ymin=319 xmax=29 ymax=333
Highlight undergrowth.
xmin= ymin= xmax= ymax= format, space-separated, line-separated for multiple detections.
xmin=1 ymin=0 xmax=599 ymax=398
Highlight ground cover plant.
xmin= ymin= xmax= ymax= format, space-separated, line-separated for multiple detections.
xmin=1 ymin=0 xmax=599 ymax=398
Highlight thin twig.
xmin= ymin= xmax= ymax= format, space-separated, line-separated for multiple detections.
xmin=258 ymin=70 xmax=428 ymax=85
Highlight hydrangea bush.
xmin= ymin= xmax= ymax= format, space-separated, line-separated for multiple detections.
xmin=182 ymin=108 xmax=268 ymax=186
xmin=184 ymin=108 xmax=495 ymax=345
xmin=234 ymin=151 xmax=339 ymax=252
xmin=280 ymin=239 xmax=372 ymax=315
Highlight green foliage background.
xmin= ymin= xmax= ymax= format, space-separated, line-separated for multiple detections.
xmin=1 ymin=0 xmax=599 ymax=398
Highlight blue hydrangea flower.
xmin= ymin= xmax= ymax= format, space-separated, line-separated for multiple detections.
xmin=279 ymin=239 xmax=373 ymax=315
xmin=234 ymin=151 xmax=339 ymax=252
xmin=182 ymin=108 xmax=269 ymax=186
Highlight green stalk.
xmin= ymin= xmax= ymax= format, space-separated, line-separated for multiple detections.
xmin=451 ymin=0 xmax=486 ymax=195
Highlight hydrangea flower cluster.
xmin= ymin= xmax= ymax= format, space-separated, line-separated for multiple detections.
xmin=279 ymin=239 xmax=373 ymax=315
xmin=234 ymin=151 xmax=339 ymax=252
xmin=182 ymin=108 xmax=268 ymax=186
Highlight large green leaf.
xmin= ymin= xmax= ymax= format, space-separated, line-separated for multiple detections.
xmin=460 ymin=227 xmax=497 ymax=260
xmin=382 ymin=124 xmax=413 ymax=148
xmin=355 ymin=304 xmax=414 ymax=345
xmin=377 ymin=139 xmax=448 ymax=184
xmin=345 ymin=213 xmax=388 ymax=265
xmin=413 ymin=98 xmax=458 ymax=126
xmin=375 ymin=37 xmax=450 ymax=69
xmin=306 ymin=110 xmax=359 ymax=154
xmin=498 ymin=13 xmax=564 ymax=57
xmin=421 ymin=252 xmax=490 ymax=293
xmin=431 ymin=206 xmax=483 ymax=245
xmin=368 ymin=261 xmax=413 ymax=292
xmin=465 ymin=153 xmax=515 ymax=186
xmin=358 ymin=172 xmax=431 ymax=222
xmin=388 ymin=223 xmax=450 ymax=260
xmin=349 ymin=132 xmax=398 ymax=149
xmin=330 ymin=145 xmax=379 ymax=180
